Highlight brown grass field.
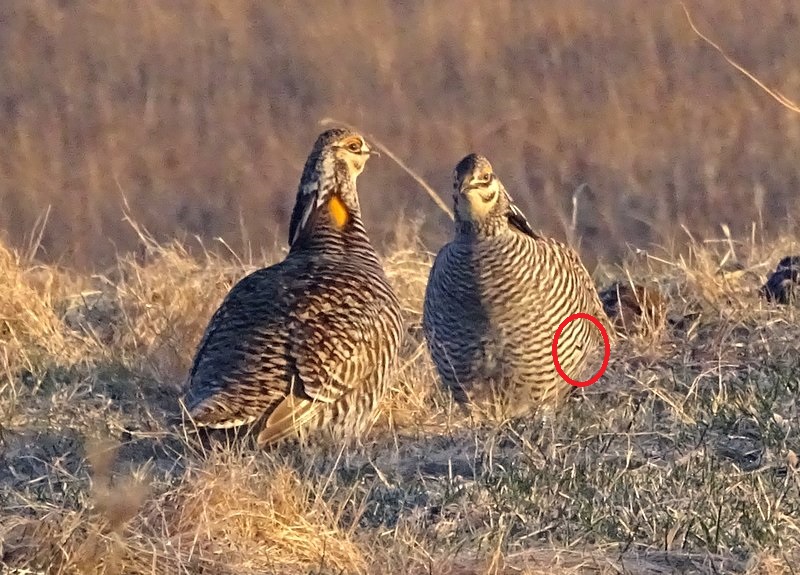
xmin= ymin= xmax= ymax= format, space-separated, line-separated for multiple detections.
xmin=1 ymin=1 xmax=800 ymax=269
xmin=2 ymin=1 xmax=800 ymax=574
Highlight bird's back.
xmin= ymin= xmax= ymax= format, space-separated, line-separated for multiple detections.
xmin=185 ymin=244 xmax=403 ymax=443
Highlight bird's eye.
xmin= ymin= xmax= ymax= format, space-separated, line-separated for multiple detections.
xmin=347 ymin=141 xmax=362 ymax=153
xmin=482 ymin=172 xmax=492 ymax=182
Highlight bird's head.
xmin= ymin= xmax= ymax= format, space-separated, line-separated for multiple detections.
xmin=323 ymin=128 xmax=376 ymax=178
xmin=289 ymin=128 xmax=378 ymax=248
xmin=453 ymin=154 xmax=505 ymax=220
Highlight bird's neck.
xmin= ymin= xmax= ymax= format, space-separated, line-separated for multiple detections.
xmin=290 ymin=174 xmax=371 ymax=255
xmin=455 ymin=216 xmax=509 ymax=240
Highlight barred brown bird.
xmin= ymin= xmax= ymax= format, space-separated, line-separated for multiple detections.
xmin=423 ymin=154 xmax=610 ymax=417
xmin=183 ymin=128 xmax=403 ymax=446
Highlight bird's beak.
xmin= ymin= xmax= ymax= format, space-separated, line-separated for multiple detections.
xmin=365 ymin=146 xmax=381 ymax=158
xmin=459 ymin=177 xmax=483 ymax=194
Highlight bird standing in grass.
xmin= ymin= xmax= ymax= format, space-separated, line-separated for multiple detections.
xmin=423 ymin=154 xmax=610 ymax=418
xmin=183 ymin=128 xmax=403 ymax=447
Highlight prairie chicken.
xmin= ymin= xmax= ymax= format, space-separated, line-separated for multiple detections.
xmin=760 ymin=255 xmax=800 ymax=304
xmin=183 ymin=128 xmax=403 ymax=447
xmin=423 ymin=154 xmax=610 ymax=417
xmin=599 ymin=281 xmax=667 ymax=337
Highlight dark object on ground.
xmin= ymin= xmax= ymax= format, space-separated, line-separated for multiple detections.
xmin=760 ymin=256 xmax=800 ymax=305
xmin=599 ymin=281 xmax=667 ymax=336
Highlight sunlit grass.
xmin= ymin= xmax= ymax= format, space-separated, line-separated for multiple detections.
xmin=1 ymin=224 xmax=799 ymax=573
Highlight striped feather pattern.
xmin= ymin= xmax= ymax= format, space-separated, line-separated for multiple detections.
xmin=183 ymin=128 xmax=403 ymax=446
xmin=423 ymin=154 xmax=609 ymax=417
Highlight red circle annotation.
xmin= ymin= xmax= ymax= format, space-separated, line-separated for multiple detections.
xmin=551 ymin=313 xmax=611 ymax=387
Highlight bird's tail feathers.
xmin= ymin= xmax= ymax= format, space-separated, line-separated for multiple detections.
xmin=257 ymin=394 xmax=327 ymax=447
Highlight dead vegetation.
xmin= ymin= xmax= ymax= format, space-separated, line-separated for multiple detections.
xmin=2 ymin=1 xmax=800 ymax=268
xmin=1 ymin=226 xmax=799 ymax=574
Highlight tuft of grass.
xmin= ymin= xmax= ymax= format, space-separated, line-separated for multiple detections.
xmin=0 ymin=245 xmax=75 ymax=374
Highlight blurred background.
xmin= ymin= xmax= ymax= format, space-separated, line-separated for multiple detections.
xmin=1 ymin=0 xmax=799 ymax=270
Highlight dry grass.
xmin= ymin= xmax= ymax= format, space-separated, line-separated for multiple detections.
xmin=2 ymin=1 xmax=800 ymax=269
xmin=1 ymin=226 xmax=800 ymax=575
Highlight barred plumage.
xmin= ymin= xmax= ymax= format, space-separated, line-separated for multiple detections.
xmin=423 ymin=154 xmax=610 ymax=417
xmin=183 ymin=128 xmax=403 ymax=446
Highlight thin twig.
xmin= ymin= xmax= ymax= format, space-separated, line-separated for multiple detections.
xmin=25 ymin=205 xmax=51 ymax=262
xmin=319 ymin=117 xmax=454 ymax=219
xmin=681 ymin=3 xmax=800 ymax=114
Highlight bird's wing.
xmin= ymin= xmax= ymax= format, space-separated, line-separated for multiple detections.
xmin=184 ymin=262 xmax=302 ymax=428
xmin=258 ymin=267 xmax=392 ymax=445
xmin=504 ymin=191 xmax=542 ymax=239
xmin=287 ymin=273 xmax=385 ymax=402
